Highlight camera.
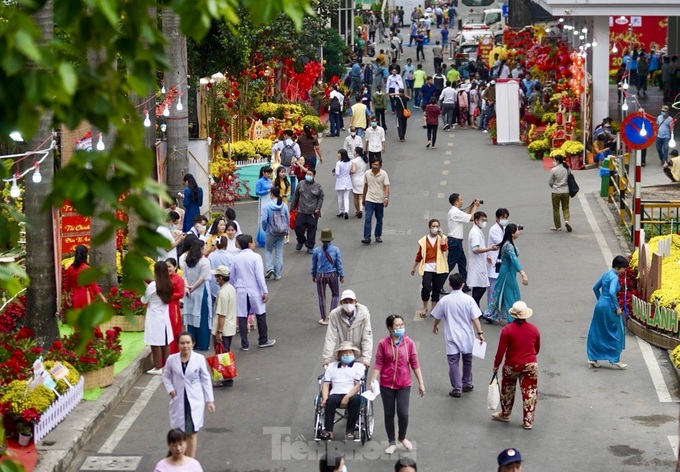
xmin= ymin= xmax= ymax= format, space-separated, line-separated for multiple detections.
xmin=478 ymin=199 xmax=484 ymax=205
xmin=518 ymin=225 xmax=524 ymax=231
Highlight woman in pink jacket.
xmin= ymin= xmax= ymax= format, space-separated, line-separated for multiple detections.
xmin=370 ymin=314 xmax=426 ymax=455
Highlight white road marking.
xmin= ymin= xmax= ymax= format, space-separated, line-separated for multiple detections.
xmin=437 ymin=193 xmax=445 ymax=199
xmin=443 ymin=160 xmax=450 ymax=164
xmin=445 ymin=151 xmax=452 ymax=155
xmin=577 ymin=193 xmax=613 ymax=264
xmin=414 ymin=311 xmax=424 ymax=322
xmin=440 ymin=180 xmax=447 ymax=186
xmin=98 ymin=376 xmax=162 ymax=454
xmin=637 ymin=337 xmax=674 ymax=403
xmin=669 ymin=436 xmax=679 ymax=459
xmin=442 ymin=170 xmax=449 ymax=175
xmin=447 ymin=142 xmax=453 ymax=147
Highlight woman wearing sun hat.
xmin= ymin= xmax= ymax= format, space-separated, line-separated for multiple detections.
xmin=491 ymin=301 xmax=540 ymax=430
xmin=311 ymin=228 xmax=345 ymax=325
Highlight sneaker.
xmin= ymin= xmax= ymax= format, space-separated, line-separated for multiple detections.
xmin=565 ymin=222 xmax=572 ymax=232
xmin=463 ymin=385 xmax=474 ymax=392
xmin=295 ymin=243 xmax=303 ymax=251
xmin=274 ymin=276 xmax=282 ymax=281
xmin=356 ymin=211 xmax=363 ymax=218
xmin=442 ymin=124 xmax=450 ymax=131
xmin=375 ymin=237 xmax=383 ymax=243
xmin=318 ymin=319 xmax=329 ymax=325
xmin=344 ymin=212 xmax=349 ymax=220
xmin=449 ymin=390 xmax=462 ymax=398
xmin=361 ymin=239 xmax=371 ymax=244
xmin=306 ymin=248 xmax=314 ymax=254
xmin=241 ymin=347 xmax=249 ymax=351
xmin=462 ymin=286 xmax=471 ymax=293
xmin=259 ymin=339 xmax=276 ymax=348
xmin=482 ymin=129 xmax=488 ymax=133
xmin=265 ymin=269 xmax=274 ymax=279
xmin=146 ymin=367 xmax=163 ymax=375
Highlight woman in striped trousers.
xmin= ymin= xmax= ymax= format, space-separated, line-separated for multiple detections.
xmin=311 ymin=228 xmax=345 ymax=325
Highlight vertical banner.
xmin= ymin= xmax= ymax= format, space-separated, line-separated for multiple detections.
xmin=496 ymin=78 xmax=521 ymax=144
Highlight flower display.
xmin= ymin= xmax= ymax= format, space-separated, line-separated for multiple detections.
xmin=210 ymin=156 xmax=237 ymax=179
xmin=223 ymin=141 xmax=257 ymax=161
xmin=672 ymin=344 xmax=680 ymax=369
xmin=629 ymin=234 xmax=680 ymax=309
xmin=250 ymin=138 xmax=274 ymax=157
xmin=527 ymin=139 xmax=550 ymax=154
xmin=487 ymin=118 xmax=497 ymax=139
xmin=300 ymin=115 xmax=326 ymax=134
xmin=43 ymin=360 xmax=81 ymax=394
xmin=107 ymin=286 xmax=145 ymax=318
xmin=1 ymin=381 xmax=56 ymax=416
xmin=549 ymin=149 xmax=566 ymax=159
xmin=48 ymin=327 xmax=122 ymax=373
xmin=560 ymin=140 xmax=584 ymax=156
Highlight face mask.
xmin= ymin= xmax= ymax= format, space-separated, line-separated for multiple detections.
xmin=341 ymin=465 xmax=347 ymax=472
xmin=393 ymin=328 xmax=405 ymax=337
xmin=371 ymin=122 xmax=377 ymax=128
xmin=350 ymin=133 xmax=356 ymax=137
xmin=305 ymin=176 xmax=313 ymax=183
xmin=430 ymin=227 xmax=439 ymax=235
xmin=342 ymin=303 xmax=355 ymax=313
xmin=479 ymin=221 xmax=487 ymax=229
xmin=499 ymin=219 xmax=508 ymax=226
xmin=341 ymin=355 xmax=355 ymax=364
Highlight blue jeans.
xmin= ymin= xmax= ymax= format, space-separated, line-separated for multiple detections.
xmin=363 ymin=201 xmax=384 ymax=240
xmin=330 ymin=112 xmax=341 ymax=136
xmin=447 ymin=237 xmax=467 ymax=280
xmin=289 ymin=174 xmax=297 ymax=197
xmin=265 ymin=233 xmax=285 ymax=277
xmin=656 ymin=136 xmax=670 ymax=163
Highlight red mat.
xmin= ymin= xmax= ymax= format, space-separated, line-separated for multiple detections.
xmin=542 ymin=157 xmax=554 ymax=171
xmin=1 ymin=438 xmax=37 ymax=472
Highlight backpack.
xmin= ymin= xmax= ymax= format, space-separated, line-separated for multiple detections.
xmin=280 ymin=141 xmax=296 ymax=167
xmin=330 ymin=96 xmax=341 ymax=113
xmin=269 ymin=208 xmax=289 ymax=236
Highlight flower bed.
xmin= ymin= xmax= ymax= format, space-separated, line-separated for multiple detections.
xmin=34 ymin=377 xmax=84 ymax=443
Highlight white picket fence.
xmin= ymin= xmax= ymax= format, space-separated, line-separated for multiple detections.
xmin=34 ymin=377 xmax=84 ymax=443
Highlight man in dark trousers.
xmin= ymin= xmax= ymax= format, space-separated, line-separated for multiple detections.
xmin=290 ymin=168 xmax=324 ymax=254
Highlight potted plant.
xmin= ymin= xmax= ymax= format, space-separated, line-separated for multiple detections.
xmin=0 ymin=382 xmax=54 ymax=445
xmin=488 ymin=118 xmax=498 ymax=144
xmin=527 ymin=139 xmax=550 ymax=159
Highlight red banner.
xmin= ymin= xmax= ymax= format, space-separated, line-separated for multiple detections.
xmin=60 ymin=202 xmax=91 ymax=254
xmin=609 ymin=16 xmax=668 ymax=73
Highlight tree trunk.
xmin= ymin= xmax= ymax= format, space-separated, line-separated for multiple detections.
xmin=162 ymin=10 xmax=189 ymax=196
xmin=89 ymin=48 xmax=118 ymax=294
xmin=25 ymin=0 xmax=59 ymax=347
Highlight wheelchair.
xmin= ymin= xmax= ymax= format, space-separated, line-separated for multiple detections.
xmin=313 ymin=370 xmax=375 ymax=445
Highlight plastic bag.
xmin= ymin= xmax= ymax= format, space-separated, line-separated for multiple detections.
xmin=206 ymin=343 xmax=237 ymax=384
xmin=487 ymin=372 xmax=500 ymax=410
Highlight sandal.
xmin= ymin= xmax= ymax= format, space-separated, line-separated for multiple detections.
xmin=400 ymin=438 xmax=413 ymax=451
xmin=522 ymin=422 xmax=533 ymax=430
xmin=385 ymin=444 xmax=397 ymax=454
xmin=491 ymin=412 xmax=510 ymax=422
xmin=417 ymin=310 xmax=428 ymax=318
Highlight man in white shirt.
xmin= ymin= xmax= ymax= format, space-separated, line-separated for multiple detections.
xmin=467 ymin=211 xmax=497 ymax=307
xmin=157 ymin=211 xmax=185 ymax=262
xmin=511 ymin=63 xmax=523 ymax=79
xmin=386 ymin=69 xmax=404 ymax=114
xmin=344 ymin=127 xmax=364 ymax=157
xmin=486 ymin=208 xmax=509 ymax=304
xmin=431 ymin=273 xmax=485 ymax=397
xmin=329 ymin=85 xmax=345 ymax=136
xmin=270 ymin=129 xmax=301 ymax=172
xmin=320 ymin=341 xmax=365 ymax=440
xmin=364 ymin=117 xmax=385 ymax=162
xmin=439 ymin=81 xmax=457 ymax=130
xmin=447 ymin=193 xmax=480 ymax=292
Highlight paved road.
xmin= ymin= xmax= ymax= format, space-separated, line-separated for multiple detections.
xmin=67 ymin=106 xmax=679 ymax=472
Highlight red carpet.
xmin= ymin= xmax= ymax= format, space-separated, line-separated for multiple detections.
xmin=1 ymin=438 xmax=37 ymax=471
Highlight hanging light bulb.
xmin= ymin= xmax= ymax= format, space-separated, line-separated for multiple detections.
xmin=176 ymin=96 xmax=183 ymax=111
xmin=161 ymin=82 xmax=166 ymax=94
xmin=96 ymin=133 xmax=105 ymax=151
xmin=163 ymin=104 xmax=170 ymax=117
xmin=143 ymin=110 xmax=151 ymax=127
xmin=622 ymin=81 xmax=629 ymax=90
xmin=592 ymin=37 xmax=598 ymax=47
xmin=670 ymin=134 xmax=677 ymax=148
xmin=640 ymin=123 xmax=647 ymax=137
xmin=10 ymin=177 xmax=20 ymax=198
xmin=622 ymin=101 xmax=629 ymax=111
xmin=32 ymin=164 xmax=42 ymax=183
xmin=612 ymin=44 xmax=618 ymax=53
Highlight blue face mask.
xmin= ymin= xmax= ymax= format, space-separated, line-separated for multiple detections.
xmin=341 ymin=355 xmax=355 ymax=364
xmin=305 ymin=176 xmax=313 ymax=183
xmin=393 ymin=328 xmax=405 ymax=337
xmin=499 ymin=219 xmax=508 ymax=226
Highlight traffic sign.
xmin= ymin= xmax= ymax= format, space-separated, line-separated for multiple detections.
xmin=620 ymin=112 xmax=658 ymax=150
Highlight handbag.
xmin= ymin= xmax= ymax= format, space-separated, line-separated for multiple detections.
xmin=487 ymin=372 xmax=500 ymax=410
xmin=567 ymin=169 xmax=579 ymax=198
xmin=289 ymin=208 xmax=297 ymax=230
xmin=399 ymin=96 xmax=411 ymax=119
xmin=206 ymin=343 xmax=237 ymax=384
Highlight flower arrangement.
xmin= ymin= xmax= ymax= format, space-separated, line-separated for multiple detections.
xmin=43 ymin=360 xmax=81 ymax=394
xmin=107 ymin=287 xmax=145 ymax=318
xmin=561 ymin=140 xmax=584 ymax=156
xmin=255 ymin=102 xmax=281 ymax=120
xmin=527 ymin=139 xmax=550 ymax=154
xmin=487 ymin=118 xmax=497 ymax=139
xmin=549 ymin=149 xmax=566 ymax=159
xmin=0 ymin=380 xmax=56 ymax=436
xmin=223 ymin=141 xmax=257 ymax=161
xmin=301 ymin=115 xmax=327 ymax=134
xmin=49 ymin=327 xmax=122 ymax=373
xmin=541 ymin=112 xmax=556 ymax=124
xmin=210 ymin=155 xmax=237 ymax=179
xmin=0 ymin=296 xmax=25 ymax=335
xmin=543 ymin=123 xmax=558 ymax=141
xmin=672 ymin=344 xmax=680 ymax=369
xmin=251 ymin=138 xmax=274 ymax=157
xmin=629 ymin=234 xmax=680 ymax=309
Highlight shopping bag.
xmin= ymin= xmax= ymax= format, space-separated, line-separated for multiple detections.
xmin=567 ymin=170 xmax=579 ymax=198
xmin=487 ymin=372 xmax=500 ymax=410
xmin=289 ymin=208 xmax=297 ymax=230
xmin=206 ymin=343 xmax=237 ymax=384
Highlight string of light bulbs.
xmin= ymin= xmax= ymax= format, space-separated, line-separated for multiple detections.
xmin=2 ymin=140 xmax=57 ymax=197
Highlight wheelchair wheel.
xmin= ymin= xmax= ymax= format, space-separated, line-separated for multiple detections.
xmin=313 ymin=395 xmax=324 ymax=441
xmin=361 ymin=400 xmax=375 ymax=444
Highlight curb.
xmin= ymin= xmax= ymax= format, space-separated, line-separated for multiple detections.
xmin=34 ymin=347 xmax=153 ymax=472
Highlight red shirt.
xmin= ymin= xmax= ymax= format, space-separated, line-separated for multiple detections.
xmin=425 ymin=104 xmax=441 ymax=125
xmin=374 ymin=335 xmax=420 ymax=389
xmin=494 ymin=321 xmax=540 ymax=369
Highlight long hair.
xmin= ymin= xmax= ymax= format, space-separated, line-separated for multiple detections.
xmin=73 ymin=245 xmax=89 ymax=269
xmin=208 ymin=217 xmax=225 ymax=236
xmin=338 ymin=149 xmax=350 ymax=163
xmin=154 ymin=261 xmax=173 ymax=304
xmin=274 ymin=167 xmax=290 ymax=191
xmin=355 ymin=146 xmax=368 ymax=163
xmin=259 ymin=166 xmax=273 ymax=179
xmin=185 ymin=240 xmax=205 ymax=268
xmin=499 ymin=223 xmax=519 ymax=254
xmin=183 ymin=173 xmax=199 ymax=203
xmin=303 ymin=124 xmax=314 ymax=139
xmin=271 ymin=186 xmax=283 ymax=206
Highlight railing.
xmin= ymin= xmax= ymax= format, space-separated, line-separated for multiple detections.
xmin=34 ymin=377 xmax=84 ymax=443
xmin=640 ymin=201 xmax=680 ymax=240
xmin=606 ymin=153 xmax=634 ymax=227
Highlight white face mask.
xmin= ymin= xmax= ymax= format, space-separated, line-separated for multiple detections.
xmin=479 ymin=221 xmax=487 ymax=229
xmin=342 ymin=303 xmax=355 ymax=313
xmin=430 ymin=227 xmax=439 ymax=235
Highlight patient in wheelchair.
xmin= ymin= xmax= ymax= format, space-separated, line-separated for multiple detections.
xmin=320 ymin=341 xmax=365 ymax=440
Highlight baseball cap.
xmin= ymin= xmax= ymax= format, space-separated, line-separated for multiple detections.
xmin=497 ymin=448 xmax=522 ymax=466
xmin=340 ymin=289 xmax=356 ymax=301
xmin=210 ymin=265 xmax=230 ymax=277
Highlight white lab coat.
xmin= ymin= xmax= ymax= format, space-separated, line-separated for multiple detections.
xmin=486 ymin=222 xmax=505 ymax=280
xmin=141 ymin=282 xmax=174 ymax=346
xmin=229 ymin=248 xmax=268 ymax=317
xmin=162 ymin=352 xmax=214 ymax=432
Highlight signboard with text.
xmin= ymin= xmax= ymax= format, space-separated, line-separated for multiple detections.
xmin=608 ymin=16 xmax=668 ymax=74
xmin=60 ymin=202 xmax=91 ymax=254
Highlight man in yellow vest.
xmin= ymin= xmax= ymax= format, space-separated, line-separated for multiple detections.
xmin=350 ymin=95 xmax=369 ymax=137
